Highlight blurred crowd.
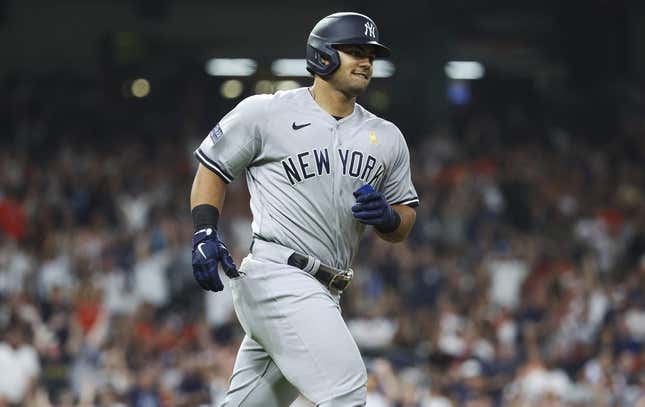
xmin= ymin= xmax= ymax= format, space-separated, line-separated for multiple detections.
xmin=1 ymin=71 xmax=644 ymax=407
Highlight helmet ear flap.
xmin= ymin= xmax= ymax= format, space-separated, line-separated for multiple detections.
xmin=306 ymin=42 xmax=340 ymax=77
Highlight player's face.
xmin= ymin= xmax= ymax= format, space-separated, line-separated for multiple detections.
xmin=328 ymin=44 xmax=377 ymax=97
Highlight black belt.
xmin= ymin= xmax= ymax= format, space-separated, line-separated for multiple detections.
xmin=250 ymin=238 xmax=353 ymax=292
xmin=287 ymin=252 xmax=354 ymax=292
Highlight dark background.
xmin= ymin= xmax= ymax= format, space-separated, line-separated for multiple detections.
xmin=2 ymin=0 xmax=644 ymax=144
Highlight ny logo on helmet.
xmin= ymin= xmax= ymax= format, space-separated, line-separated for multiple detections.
xmin=364 ymin=22 xmax=376 ymax=38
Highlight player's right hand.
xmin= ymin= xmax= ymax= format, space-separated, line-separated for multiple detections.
xmin=192 ymin=227 xmax=239 ymax=292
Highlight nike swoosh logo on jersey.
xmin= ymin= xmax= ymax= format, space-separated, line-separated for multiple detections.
xmin=292 ymin=122 xmax=311 ymax=130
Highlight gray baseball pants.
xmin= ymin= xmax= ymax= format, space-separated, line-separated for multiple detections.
xmin=219 ymin=239 xmax=367 ymax=406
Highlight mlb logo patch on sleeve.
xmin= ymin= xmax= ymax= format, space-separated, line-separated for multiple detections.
xmin=209 ymin=124 xmax=224 ymax=143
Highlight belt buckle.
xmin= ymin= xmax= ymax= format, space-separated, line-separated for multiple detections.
xmin=328 ymin=268 xmax=354 ymax=292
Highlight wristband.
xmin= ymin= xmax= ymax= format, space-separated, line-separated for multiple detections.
xmin=191 ymin=204 xmax=220 ymax=232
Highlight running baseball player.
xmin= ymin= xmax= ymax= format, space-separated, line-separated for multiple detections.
xmin=190 ymin=12 xmax=419 ymax=406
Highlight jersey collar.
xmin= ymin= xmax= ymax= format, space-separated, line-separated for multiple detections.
xmin=301 ymin=87 xmax=359 ymax=126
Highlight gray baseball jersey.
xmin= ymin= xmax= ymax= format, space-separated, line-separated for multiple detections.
xmin=195 ymin=87 xmax=418 ymax=269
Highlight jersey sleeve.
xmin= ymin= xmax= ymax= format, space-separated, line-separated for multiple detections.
xmin=382 ymin=126 xmax=419 ymax=207
xmin=194 ymin=95 xmax=268 ymax=183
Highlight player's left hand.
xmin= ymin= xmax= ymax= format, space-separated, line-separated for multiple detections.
xmin=352 ymin=185 xmax=400 ymax=232
xmin=192 ymin=227 xmax=239 ymax=292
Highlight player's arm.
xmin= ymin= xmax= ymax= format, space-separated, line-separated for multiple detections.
xmin=190 ymin=163 xmax=239 ymax=292
xmin=190 ymin=96 xmax=267 ymax=291
xmin=191 ymin=163 xmax=226 ymax=211
xmin=374 ymin=204 xmax=416 ymax=243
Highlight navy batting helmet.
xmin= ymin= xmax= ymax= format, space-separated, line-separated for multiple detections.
xmin=306 ymin=12 xmax=390 ymax=77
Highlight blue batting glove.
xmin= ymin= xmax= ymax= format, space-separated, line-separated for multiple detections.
xmin=352 ymin=185 xmax=401 ymax=233
xmin=192 ymin=227 xmax=239 ymax=292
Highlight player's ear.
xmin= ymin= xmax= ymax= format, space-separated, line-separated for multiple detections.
xmin=320 ymin=56 xmax=330 ymax=66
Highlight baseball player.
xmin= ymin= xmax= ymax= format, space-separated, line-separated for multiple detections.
xmin=190 ymin=12 xmax=419 ymax=406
